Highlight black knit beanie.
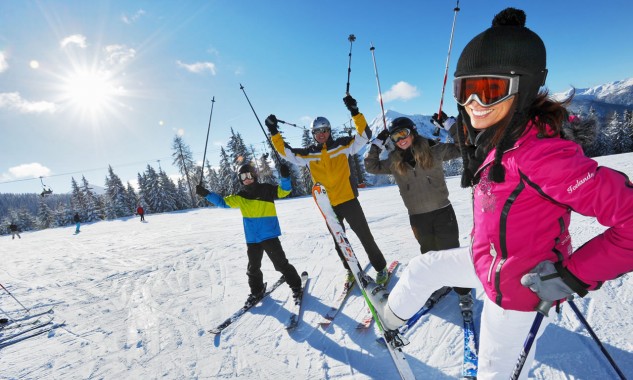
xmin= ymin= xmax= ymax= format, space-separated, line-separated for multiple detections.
xmin=454 ymin=8 xmax=547 ymax=185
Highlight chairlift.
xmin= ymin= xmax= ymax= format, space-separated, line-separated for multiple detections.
xmin=39 ymin=176 xmax=53 ymax=197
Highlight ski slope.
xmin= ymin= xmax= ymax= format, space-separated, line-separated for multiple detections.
xmin=1 ymin=153 xmax=632 ymax=379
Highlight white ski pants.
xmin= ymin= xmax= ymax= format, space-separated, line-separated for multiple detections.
xmin=388 ymin=246 xmax=552 ymax=379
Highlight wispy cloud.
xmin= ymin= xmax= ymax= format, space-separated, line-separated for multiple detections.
xmin=104 ymin=44 xmax=136 ymax=66
xmin=60 ymin=34 xmax=88 ymax=49
xmin=382 ymin=81 xmax=420 ymax=102
xmin=0 ymin=92 xmax=56 ymax=113
xmin=0 ymin=51 xmax=8 ymax=73
xmin=7 ymin=163 xmax=52 ymax=179
xmin=176 ymin=61 xmax=216 ymax=75
xmin=121 ymin=9 xmax=146 ymax=24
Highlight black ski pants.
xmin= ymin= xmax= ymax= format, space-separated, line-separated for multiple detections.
xmin=246 ymin=237 xmax=301 ymax=295
xmin=409 ymin=204 xmax=470 ymax=295
xmin=330 ymin=198 xmax=387 ymax=272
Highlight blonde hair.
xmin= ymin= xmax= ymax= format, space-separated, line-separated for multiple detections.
xmin=390 ymin=135 xmax=434 ymax=176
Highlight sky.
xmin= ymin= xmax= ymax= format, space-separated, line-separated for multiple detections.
xmin=1 ymin=153 xmax=632 ymax=379
xmin=1 ymin=0 xmax=632 ymax=195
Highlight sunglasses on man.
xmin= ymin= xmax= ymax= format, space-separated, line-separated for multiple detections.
xmin=312 ymin=127 xmax=331 ymax=136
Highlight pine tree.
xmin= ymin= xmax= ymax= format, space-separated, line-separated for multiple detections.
xmin=126 ymin=182 xmax=139 ymax=215
xmin=171 ymin=135 xmax=197 ymax=207
xmin=257 ymin=153 xmax=276 ymax=185
xmin=81 ymin=176 xmax=103 ymax=222
xmin=104 ymin=165 xmax=131 ymax=219
xmin=299 ymin=129 xmax=314 ymax=194
xmin=143 ymin=165 xmax=163 ymax=213
xmin=217 ymin=147 xmax=238 ymax=196
xmin=36 ymin=197 xmax=56 ymax=230
xmin=137 ymin=172 xmax=149 ymax=212
xmin=158 ymin=168 xmax=179 ymax=212
xmin=227 ymin=128 xmax=253 ymax=167
xmin=70 ymin=177 xmax=86 ymax=215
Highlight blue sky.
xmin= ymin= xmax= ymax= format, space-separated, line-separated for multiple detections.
xmin=1 ymin=0 xmax=632 ymax=195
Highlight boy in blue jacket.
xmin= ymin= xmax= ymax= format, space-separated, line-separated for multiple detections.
xmin=196 ymin=163 xmax=302 ymax=307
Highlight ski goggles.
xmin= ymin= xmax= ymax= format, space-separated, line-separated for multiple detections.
xmin=390 ymin=128 xmax=411 ymax=143
xmin=312 ymin=127 xmax=331 ymax=135
xmin=239 ymin=172 xmax=254 ymax=181
xmin=453 ymin=75 xmax=519 ymax=107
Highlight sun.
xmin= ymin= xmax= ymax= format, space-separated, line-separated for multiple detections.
xmin=60 ymin=68 xmax=123 ymax=119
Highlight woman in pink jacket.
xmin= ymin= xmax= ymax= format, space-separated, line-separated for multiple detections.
xmin=368 ymin=7 xmax=633 ymax=379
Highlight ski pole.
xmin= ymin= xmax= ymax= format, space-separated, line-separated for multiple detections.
xmin=199 ymin=96 xmax=216 ymax=185
xmin=277 ymin=119 xmax=304 ymax=130
xmin=0 ymin=282 xmax=29 ymax=313
xmin=433 ymin=0 xmax=461 ymax=137
xmin=567 ymin=298 xmax=627 ymax=380
xmin=239 ymin=84 xmax=283 ymax=168
xmin=345 ymin=34 xmax=356 ymax=95
xmin=510 ymin=300 xmax=551 ymax=380
xmin=369 ymin=42 xmax=388 ymax=131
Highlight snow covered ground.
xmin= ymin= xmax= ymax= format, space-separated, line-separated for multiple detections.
xmin=1 ymin=153 xmax=632 ymax=379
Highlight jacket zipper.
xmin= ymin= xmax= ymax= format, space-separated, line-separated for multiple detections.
xmin=487 ymin=242 xmax=498 ymax=283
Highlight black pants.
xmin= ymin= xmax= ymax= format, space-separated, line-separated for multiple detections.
xmin=246 ymin=237 xmax=301 ymax=295
xmin=410 ymin=204 xmax=470 ymax=296
xmin=139 ymin=214 xmax=145 ymax=221
xmin=330 ymin=198 xmax=387 ymax=272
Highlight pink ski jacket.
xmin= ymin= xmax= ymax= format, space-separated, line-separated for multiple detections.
xmin=471 ymin=122 xmax=633 ymax=311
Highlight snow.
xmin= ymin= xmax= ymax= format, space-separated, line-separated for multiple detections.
xmin=2 ymin=153 xmax=633 ymax=379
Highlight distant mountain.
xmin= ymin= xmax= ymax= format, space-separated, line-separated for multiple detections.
xmin=554 ymin=77 xmax=633 ymax=118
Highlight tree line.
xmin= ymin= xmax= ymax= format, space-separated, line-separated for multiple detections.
xmin=2 ymin=107 xmax=632 ymax=236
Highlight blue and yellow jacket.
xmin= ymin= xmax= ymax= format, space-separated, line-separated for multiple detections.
xmin=204 ymin=177 xmax=292 ymax=244
xmin=271 ymin=113 xmax=371 ymax=206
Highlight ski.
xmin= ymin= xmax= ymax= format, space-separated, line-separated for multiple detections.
xmin=376 ymin=286 xmax=452 ymax=346
xmin=0 ymin=316 xmax=54 ymax=344
xmin=318 ymin=262 xmax=371 ymax=329
xmin=0 ymin=321 xmax=65 ymax=349
xmin=208 ymin=276 xmax=286 ymax=335
xmin=0 ymin=317 xmax=44 ymax=332
xmin=356 ymin=260 xmax=400 ymax=329
xmin=285 ymin=271 xmax=309 ymax=330
xmin=462 ymin=313 xmax=479 ymax=379
xmin=313 ymin=183 xmax=415 ymax=380
xmin=3 ymin=307 xmax=55 ymax=325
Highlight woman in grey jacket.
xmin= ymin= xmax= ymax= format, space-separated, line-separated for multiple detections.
xmin=364 ymin=116 xmax=473 ymax=313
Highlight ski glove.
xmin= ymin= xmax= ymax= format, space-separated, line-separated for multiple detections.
xmin=195 ymin=184 xmax=210 ymax=197
xmin=343 ymin=94 xmax=359 ymax=116
xmin=365 ymin=281 xmax=406 ymax=331
xmin=372 ymin=129 xmax=390 ymax=149
xmin=265 ymin=114 xmax=279 ymax=135
xmin=279 ymin=163 xmax=290 ymax=178
xmin=521 ymin=261 xmax=589 ymax=303
xmin=431 ymin=111 xmax=456 ymax=131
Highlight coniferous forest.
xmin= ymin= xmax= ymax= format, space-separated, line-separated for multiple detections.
xmin=1 ymin=107 xmax=632 ymax=236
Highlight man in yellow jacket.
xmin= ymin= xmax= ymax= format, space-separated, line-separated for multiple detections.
xmin=265 ymin=95 xmax=388 ymax=284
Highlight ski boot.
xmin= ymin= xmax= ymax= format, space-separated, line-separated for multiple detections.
xmin=244 ymin=287 xmax=266 ymax=308
xmin=458 ymin=291 xmax=474 ymax=322
xmin=291 ymin=288 xmax=303 ymax=305
xmin=375 ymin=267 xmax=389 ymax=285
xmin=365 ymin=280 xmax=406 ymax=331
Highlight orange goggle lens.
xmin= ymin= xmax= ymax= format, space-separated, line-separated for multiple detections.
xmin=453 ymin=75 xmax=519 ymax=107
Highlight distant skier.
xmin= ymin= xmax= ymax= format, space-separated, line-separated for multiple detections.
xmin=9 ymin=223 xmax=21 ymax=240
xmin=265 ymin=94 xmax=389 ymax=285
xmin=195 ymin=163 xmax=303 ymax=307
xmin=73 ymin=213 xmax=81 ymax=234
xmin=364 ymin=114 xmax=473 ymax=316
xmin=366 ymin=7 xmax=633 ymax=379
xmin=137 ymin=206 xmax=145 ymax=222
